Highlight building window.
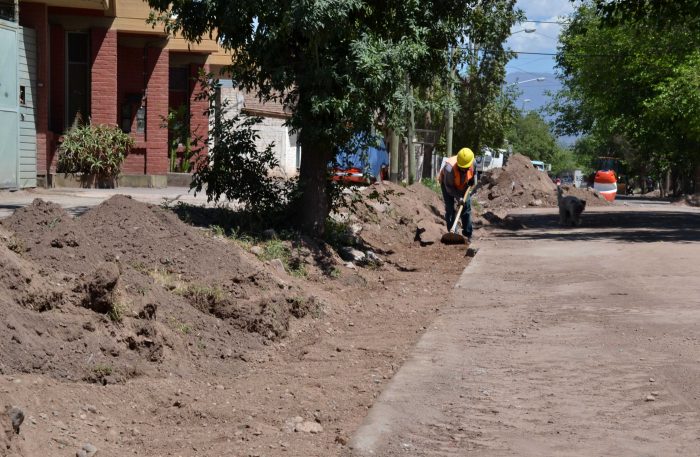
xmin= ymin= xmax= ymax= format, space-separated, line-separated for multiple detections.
xmin=66 ymin=32 xmax=90 ymax=128
xmin=0 ymin=0 xmax=16 ymax=22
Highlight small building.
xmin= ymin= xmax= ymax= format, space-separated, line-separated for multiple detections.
xmin=0 ymin=0 xmax=298 ymax=189
xmin=211 ymin=77 xmax=300 ymax=177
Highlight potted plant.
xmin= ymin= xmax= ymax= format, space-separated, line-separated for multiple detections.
xmin=57 ymin=121 xmax=134 ymax=188
xmin=163 ymin=105 xmax=196 ymax=173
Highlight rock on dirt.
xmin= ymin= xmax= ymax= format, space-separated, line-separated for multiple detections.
xmin=0 ymin=405 xmax=25 ymax=456
xmin=81 ymin=263 xmax=120 ymax=314
xmin=295 ymin=420 xmax=324 ymax=434
xmin=339 ymin=247 xmax=366 ymax=263
xmin=415 ymin=220 xmax=445 ymax=245
xmin=5 ymin=406 xmax=24 ymax=434
xmin=76 ymin=442 xmax=98 ymax=457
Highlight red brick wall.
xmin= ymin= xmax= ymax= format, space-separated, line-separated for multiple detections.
xmin=90 ymin=28 xmax=117 ymax=126
xmin=19 ymin=2 xmax=51 ymax=175
xmin=146 ymin=46 xmax=169 ymax=174
xmin=117 ymin=44 xmax=146 ymax=175
xmin=189 ymin=63 xmax=209 ymax=157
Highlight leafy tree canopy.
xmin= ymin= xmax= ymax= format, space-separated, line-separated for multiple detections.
xmin=550 ymin=1 xmax=700 ymax=192
xmin=147 ymin=0 xmax=495 ymax=234
xmin=506 ymin=111 xmax=575 ymax=173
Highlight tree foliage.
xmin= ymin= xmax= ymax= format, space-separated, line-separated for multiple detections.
xmin=452 ymin=0 xmax=522 ymax=155
xmin=506 ymin=111 xmax=576 ymax=174
xmin=190 ymin=77 xmax=288 ymax=220
xmin=551 ymin=1 xmax=700 ymax=194
xmin=147 ymin=0 xmax=488 ymax=235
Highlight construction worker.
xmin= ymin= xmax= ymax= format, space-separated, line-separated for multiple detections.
xmin=439 ymin=147 xmax=476 ymax=241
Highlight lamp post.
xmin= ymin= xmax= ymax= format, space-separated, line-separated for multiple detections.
xmin=445 ymin=28 xmax=536 ymax=158
xmin=508 ymin=77 xmax=545 ymax=86
xmin=521 ymin=98 xmax=531 ymax=111
xmin=511 ymin=27 xmax=536 ymax=35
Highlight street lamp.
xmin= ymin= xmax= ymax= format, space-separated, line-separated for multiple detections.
xmin=521 ymin=98 xmax=531 ymax=111
xmin=508 ymin=77 xmax=545 ymax=86
xmin=511 ymin=27 xmax=536 ymax=35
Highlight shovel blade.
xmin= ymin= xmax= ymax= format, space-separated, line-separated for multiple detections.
xmin=441 ymin=232 xmax=467 ymax=245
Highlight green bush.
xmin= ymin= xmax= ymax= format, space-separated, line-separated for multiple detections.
xmin=422 ymin=178 xmax=441 ymax=194
xmin=58 ymin=123 xmax=134 ymax=178
xmin=190 ymin=74 xmax=293 ymax=221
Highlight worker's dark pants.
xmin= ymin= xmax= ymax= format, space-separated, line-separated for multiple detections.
xmin=441 ymin=183 xmax=472 ymax=238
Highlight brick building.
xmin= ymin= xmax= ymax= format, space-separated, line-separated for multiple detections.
xmin=13 ymin=0 xmax=231 ymax=187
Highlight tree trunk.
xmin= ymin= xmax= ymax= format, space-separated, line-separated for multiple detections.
xmin=402 ymin=139 xmax=408 ymax=183
xmin=389 ymin=129 xmax=399 ymax=183
xmin=298 ymin=140 xmax=332 ymax=237
xmin=422 ymin=144 xmax=434 ymax=179
xmin=695 ymin=162 xmax=700 ymax=194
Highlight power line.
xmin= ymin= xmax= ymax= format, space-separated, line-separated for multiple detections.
xmin=522 ymin=20 xmax=570 ymax=25
xmin=458 ymin=46 xmax=618 ymax=57
xmin=513 ymin=50 xmax=619 ymax=57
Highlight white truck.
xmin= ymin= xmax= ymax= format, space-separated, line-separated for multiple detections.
xmin=475 ymin=147 xmax=506 ymax=172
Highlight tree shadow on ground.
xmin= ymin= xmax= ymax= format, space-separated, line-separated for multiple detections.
xmin=493 ymin=210 xmax=700 ymax=244
xmin=166 ymin=202 xmax=342 ymax=276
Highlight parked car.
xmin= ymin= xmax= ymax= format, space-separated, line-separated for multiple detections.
xmin=332 ymin=136 xmax=389 ymax=185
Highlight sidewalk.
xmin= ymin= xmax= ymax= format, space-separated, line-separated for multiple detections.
xmin=0 ymin=187 xmax=213 ymax=219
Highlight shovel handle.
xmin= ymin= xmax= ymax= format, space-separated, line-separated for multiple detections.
xmin=449 ymin=185 xmax=473 ymax=234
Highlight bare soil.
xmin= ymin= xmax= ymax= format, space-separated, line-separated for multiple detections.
xmin=0 ymin=186 xmax=469 ymax=456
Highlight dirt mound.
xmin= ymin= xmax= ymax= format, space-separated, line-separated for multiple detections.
xmin=474 ymin=154 xmax=609 ymax=209
xmin=340 ymin=182 xmax=447 ymax=254
xmin=475 ymin=154 xmax=557 ymax=209
xmin=0 ymin=196 xmax=315 ymax=384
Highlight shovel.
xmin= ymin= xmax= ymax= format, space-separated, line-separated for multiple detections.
xmin=441 ymin=185 xmax=474 ymax=245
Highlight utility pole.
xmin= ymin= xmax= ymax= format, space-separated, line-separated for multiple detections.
xmin=445 ymin=46 xmax=455 ymax=158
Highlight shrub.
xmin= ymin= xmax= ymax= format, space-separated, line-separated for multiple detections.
xmin=58 ymin=123 xmax=134 ymax=178
xmin=190 ymin=74 xmax=292 ymax=222
xmin=422 ymin=178 xmax=441 ymax=194
xmin=162 ymin=105 xmax=196 ymax=173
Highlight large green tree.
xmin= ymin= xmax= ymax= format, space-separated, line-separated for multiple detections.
xmin=552 ymin=1 xmax=700 ymax=194
xmin=147 ymin=0 xmax=486 ymax=235
xmin=506 ymin=111 xmax=576 ymax=173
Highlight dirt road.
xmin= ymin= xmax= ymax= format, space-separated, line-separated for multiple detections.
xmin=350 ymin=205 xmax=700 ymax=456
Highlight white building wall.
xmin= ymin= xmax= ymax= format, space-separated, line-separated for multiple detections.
xmin=218 ymin=85 xmax=298 ymax=177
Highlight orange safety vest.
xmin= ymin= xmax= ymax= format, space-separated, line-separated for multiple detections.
xmin=439 ymin=156 xmax=475 ymax=191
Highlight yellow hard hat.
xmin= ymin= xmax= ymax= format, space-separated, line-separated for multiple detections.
xmin=456 ymin=148 xmax=474 ymax=169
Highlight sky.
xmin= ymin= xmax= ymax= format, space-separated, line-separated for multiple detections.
xmin=504 ymin=0 xmax=578 ymax=142
xmin=506 ymin=0 xmax=577 ymax=77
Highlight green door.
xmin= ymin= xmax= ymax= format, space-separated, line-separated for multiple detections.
xmin=0 ymin=20 xmax=18 ymax=188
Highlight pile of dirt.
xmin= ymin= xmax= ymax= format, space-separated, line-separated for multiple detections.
xmin=0 ymin=189 xmax=475 ymax=457
xmin=0 ymin=196 xmax=317 ymax=385
xmin=338 ymin=182 xmax=447 ymax=256
xmin=475 ymin=154 xmax=608 ymax=209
